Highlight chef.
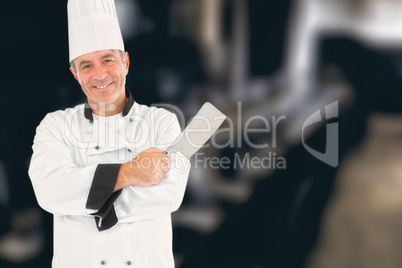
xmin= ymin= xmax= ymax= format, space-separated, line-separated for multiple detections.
xmin=28 ymin=0 xmax=190 ymax=267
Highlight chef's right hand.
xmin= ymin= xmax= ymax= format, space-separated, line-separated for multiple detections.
xmin=115 ymin=147 xmax=170 ymax=191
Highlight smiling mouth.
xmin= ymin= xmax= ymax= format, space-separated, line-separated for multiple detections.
xmin=94 ymin=82 xmax=113 ymax=89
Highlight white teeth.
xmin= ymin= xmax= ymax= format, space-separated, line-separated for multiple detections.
xmin=95 ymin=83 xmax=110 ymax=89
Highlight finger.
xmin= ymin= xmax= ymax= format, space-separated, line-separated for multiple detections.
xmin=153 ymin=173 xmax=163 ymax=185
xmin=161 ymin=155 xmax=170 ymax=162
xmin=151 ymin=176 xmax=159 ymax=186
xmin=157 ymin=170 xmax=165 ymax=181
xmin=151 ymin=168 xmax=163 ymax=179
xmin=160 ymin=157 xmax=170 ymax=168
xmin=161 ymin=163 xmax=169 ymax=173
xmin=147 ymin=147 xmax=164 ymax=153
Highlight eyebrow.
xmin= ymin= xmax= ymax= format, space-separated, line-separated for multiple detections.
xmin=78 ymin=52 xmax=117 ymax=69
xmin=78 ymin=60 xmax=92 ymax=69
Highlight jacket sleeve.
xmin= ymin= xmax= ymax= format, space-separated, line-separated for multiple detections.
xmin=28 ymin=112 xmax=118 ymax=218
xmin=113 ymin=112 xmax=191 ymax=224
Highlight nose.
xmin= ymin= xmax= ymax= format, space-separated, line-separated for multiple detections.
xmin=93 ymin=64 xmax=107 ymax=81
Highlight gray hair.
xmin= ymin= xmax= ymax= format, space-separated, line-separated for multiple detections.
xmin=70 ymin=49 xmax=125 ymax=73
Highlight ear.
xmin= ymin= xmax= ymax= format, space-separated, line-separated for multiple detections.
xmin=70 ymin=68 xmax=79 ymax=81
xmin=124 ymin=52 xmax=130 ymax=75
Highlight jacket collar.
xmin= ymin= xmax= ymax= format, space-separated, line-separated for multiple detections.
xmin=84 ymin=87 xmax=134 ymax=122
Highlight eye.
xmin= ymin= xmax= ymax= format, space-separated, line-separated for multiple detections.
xmin=82 ymin=64 xmax=91 ymax=70
xmin=104 ymin=59 xmax=114 ymax=64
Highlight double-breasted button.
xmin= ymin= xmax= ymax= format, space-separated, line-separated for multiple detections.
xmin=129 ymin=118 xmax=133 ymax=122
xmin=100 ymin=260 xmax=106 ymax=265
xmin=128 ymin=149 xmax=132 ymax=152
xmin=95 ymin=145 xmax=100 ymax=150
xmin=126 ymin=260 xmax=132 ymax=265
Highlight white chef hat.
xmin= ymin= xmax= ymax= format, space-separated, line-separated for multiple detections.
xmin=67 ymin=0 xmax=125 ymax=62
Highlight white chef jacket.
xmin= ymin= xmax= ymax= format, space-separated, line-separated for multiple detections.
xmin=29 ymin=90 xmax=190 ymax=268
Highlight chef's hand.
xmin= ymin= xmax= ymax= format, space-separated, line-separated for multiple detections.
xmin=115 ymin=147 xmax=170 ymax=191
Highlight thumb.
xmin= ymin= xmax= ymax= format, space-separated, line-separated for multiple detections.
xmin=146 ymin=147 xmax=164 ymax=153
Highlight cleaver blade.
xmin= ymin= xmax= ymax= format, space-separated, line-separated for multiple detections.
xmin=165 ymin=102 xmax=227 ymax=159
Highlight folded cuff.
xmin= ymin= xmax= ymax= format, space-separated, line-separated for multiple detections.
xmin=86 ymin=164 xmax=122 ymax=231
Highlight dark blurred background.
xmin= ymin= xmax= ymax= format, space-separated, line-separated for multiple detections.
xmin=3 ymin=0 xmax=402 ymax=267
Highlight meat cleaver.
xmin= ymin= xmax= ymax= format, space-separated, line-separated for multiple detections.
xmin=165 ymin=102 xmax=227 ymax=159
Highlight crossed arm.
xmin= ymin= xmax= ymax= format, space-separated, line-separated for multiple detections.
xmin=29 ymin=112 xmax=190 ymax=230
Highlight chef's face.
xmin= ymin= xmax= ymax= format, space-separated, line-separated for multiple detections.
xmin=70 ymin=49 xmax=130 ymax=115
